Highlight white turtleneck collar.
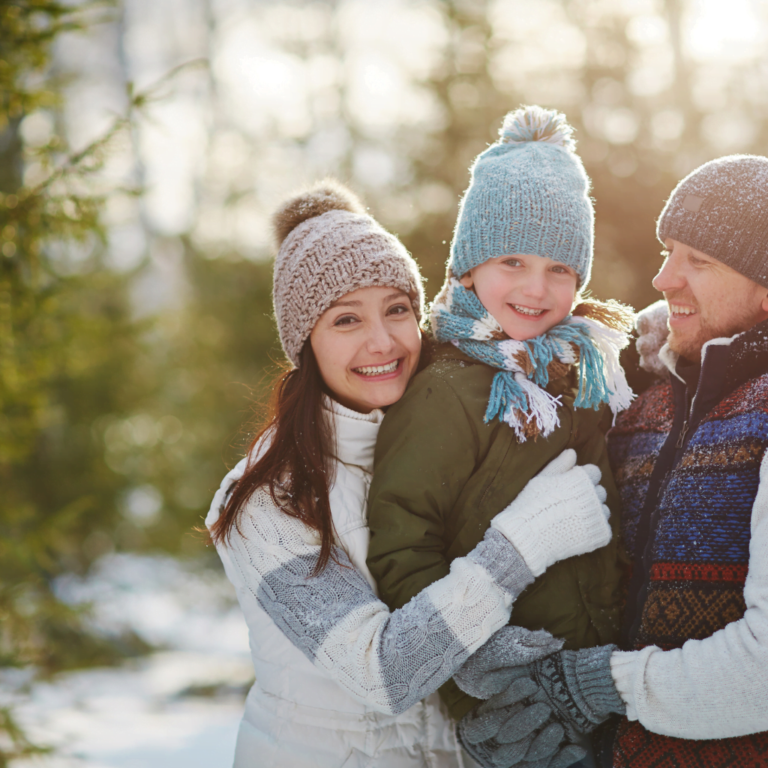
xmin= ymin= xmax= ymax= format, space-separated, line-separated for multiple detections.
xmin=323 ymin=396 xmax=384 ymax=472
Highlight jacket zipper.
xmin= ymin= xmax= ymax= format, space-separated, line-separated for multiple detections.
xmin=628 ymin=381 xmax=699 ymax=644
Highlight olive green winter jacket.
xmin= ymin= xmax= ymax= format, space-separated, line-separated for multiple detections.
xmin=366 ymin=343 xmax=626 ymax=721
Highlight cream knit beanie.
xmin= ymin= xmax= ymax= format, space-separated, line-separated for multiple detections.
xmin=272 ymin=179 xmax=424 ymax=366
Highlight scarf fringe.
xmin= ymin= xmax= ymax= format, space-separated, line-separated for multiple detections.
xmin=569 ymin=315 xmax=635 ymax=420
xmin=432 ymin=279 xmax=635 ymax=440
xmin=573 ymin=297 xmax=635 ymax=334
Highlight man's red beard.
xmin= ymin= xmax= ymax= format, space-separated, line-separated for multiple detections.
xmin=665 ymin=291 xmax=763 ymax=361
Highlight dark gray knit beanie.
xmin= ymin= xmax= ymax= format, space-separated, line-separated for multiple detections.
xmin=657 ymin=154 xmax=768 ymax=287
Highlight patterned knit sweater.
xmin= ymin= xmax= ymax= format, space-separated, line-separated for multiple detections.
xmin=604 ymin=320 xmax=768 ymax=767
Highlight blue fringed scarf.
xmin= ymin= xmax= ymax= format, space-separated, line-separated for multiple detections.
xmin=430 ymin=278 xmax=634 ymax=441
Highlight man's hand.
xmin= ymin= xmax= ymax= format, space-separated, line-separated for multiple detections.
xmin=457 ymin=686 xmax=588 ymax=768
xmin=455 ymin=644 xmax=626 ymax=767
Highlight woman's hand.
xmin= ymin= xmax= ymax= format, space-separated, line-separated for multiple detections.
xmin=490 ymin=449 xmax=611 ymax=576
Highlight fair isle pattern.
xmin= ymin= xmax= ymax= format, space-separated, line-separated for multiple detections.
xmin=430 ymin=277 xmax=633 ymax=441
xmin=608 ymin=380 xmax=675 ymax=555
xmin=613 ymin=718 xmax=768 ymax=768
xmin=608 ymin=373 xmax=768 ymax=767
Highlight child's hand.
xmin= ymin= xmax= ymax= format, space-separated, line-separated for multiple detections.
xmin=490 ymin=449 xmax=612 ymax=576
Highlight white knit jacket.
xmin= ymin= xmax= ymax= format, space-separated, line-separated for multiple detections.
xmin=611 ymin=305 xmax=768 ymax=739
xmin=206 ymin=400 xmax=539 ymax=768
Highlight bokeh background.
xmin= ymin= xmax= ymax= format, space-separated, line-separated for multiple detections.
xmin=2 ymin=0 xmax=768 ymax=764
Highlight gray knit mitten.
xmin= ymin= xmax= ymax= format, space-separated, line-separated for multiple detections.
xmin=456 ymin=687 xmax=587 ymax=768
xmin=457 ymin=645 xmax=624 ymax=767
xmin=528 ymin=645 xmax=625 ymax=734
xmin=454 ymin=626 xmax=564 ymax=701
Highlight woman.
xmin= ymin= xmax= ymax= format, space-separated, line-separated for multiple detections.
xmin=206 ymin=180 xmax=613 ymax=768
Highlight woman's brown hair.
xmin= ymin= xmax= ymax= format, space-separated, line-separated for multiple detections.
xmin=209 ymin=342 xmax=337 ymax=574
xmin=210 ymin=331 xmax=431 ymax=575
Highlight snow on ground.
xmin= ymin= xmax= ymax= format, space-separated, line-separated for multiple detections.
xmin=4 ymin=554 xmax=252 ymax=768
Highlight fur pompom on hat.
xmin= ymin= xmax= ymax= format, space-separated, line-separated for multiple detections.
xmin=272 ymin=179 xmax=424 ymax=366
xmin=448 ymin=105 xmax=594 ymax=287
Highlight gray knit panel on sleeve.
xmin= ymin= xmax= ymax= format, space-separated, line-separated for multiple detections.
xmin=375 ymin=582 xmax=479 ymax=713
xmin=466 ymin=527 xmax=535 ymax=599
xmin=256 ymin=547 xmax=470 ymax=714
xmin=256 ymin=549 xmax=377 ymax=659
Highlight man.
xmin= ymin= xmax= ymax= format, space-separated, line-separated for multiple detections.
xmin=452 ymin=155 xmax=768 ymax=768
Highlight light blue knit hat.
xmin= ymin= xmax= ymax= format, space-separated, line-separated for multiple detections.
xmin=450 ymin=105 xmax=594 ymax=287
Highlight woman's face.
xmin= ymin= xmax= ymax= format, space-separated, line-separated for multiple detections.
xmin=310 ymin=286 xmax=422 ymax=413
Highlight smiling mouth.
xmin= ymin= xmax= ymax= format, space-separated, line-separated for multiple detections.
xmin=510 ymin=304 xmax=546 ymax=317
xmin=353 ymin=359 xmax=400 ymax=376
xmin=669 ymin=303 xmax=697 ymax=316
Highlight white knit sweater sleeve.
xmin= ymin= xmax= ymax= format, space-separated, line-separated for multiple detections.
xmin=610 ymin=450 xmax=768 ymax=739
xmin=207 ymin=467 xmax=536 ymax=717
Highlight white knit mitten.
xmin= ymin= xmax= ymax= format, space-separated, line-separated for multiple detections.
xmin=491 ymin=449 xmax=611 ymax=577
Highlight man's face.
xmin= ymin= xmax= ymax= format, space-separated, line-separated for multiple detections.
xmin=652 ymin=239 xmax=768 ymax=361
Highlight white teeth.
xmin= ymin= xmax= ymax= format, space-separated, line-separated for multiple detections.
xmin=513 ymin=305 xmax=545 ymax=316
xmin=670 ymin=304 xmax=696 ymax=315
xmin=354 ymin=360 xmax=399 ymax=376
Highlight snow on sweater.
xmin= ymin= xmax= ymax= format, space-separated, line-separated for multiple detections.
xmin=611 ymin=448 xmax=768 ymax=739
xmin=609 ymin=321 xmax=768 ymax=743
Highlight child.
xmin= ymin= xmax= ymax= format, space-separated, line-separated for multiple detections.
xmin=366 ymin=106 xmax=633 ymax=727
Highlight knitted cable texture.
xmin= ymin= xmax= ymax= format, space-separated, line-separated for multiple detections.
xmin=429 ymin=277 xmax=634 ymax=441
xmin=222 ymin=486 xmax=536 ymax=715
xmin=272 ymin=180 xmax=424 ymax=366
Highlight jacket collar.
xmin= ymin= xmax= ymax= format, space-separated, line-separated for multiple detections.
xmin=722 ymin=317 xmax=768 ymax=393
xmin=658 ymin=317 xmax=768 ymax=404
xmin=323 ymin=396 xmax=384 ymax=472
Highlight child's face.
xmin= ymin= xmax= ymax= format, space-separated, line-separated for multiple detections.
xmin=459 ymin=253 xmax=578 ymax=340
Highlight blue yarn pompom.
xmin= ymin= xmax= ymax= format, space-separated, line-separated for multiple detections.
xmin=500 ymin=105 xmax=576 ymax=152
